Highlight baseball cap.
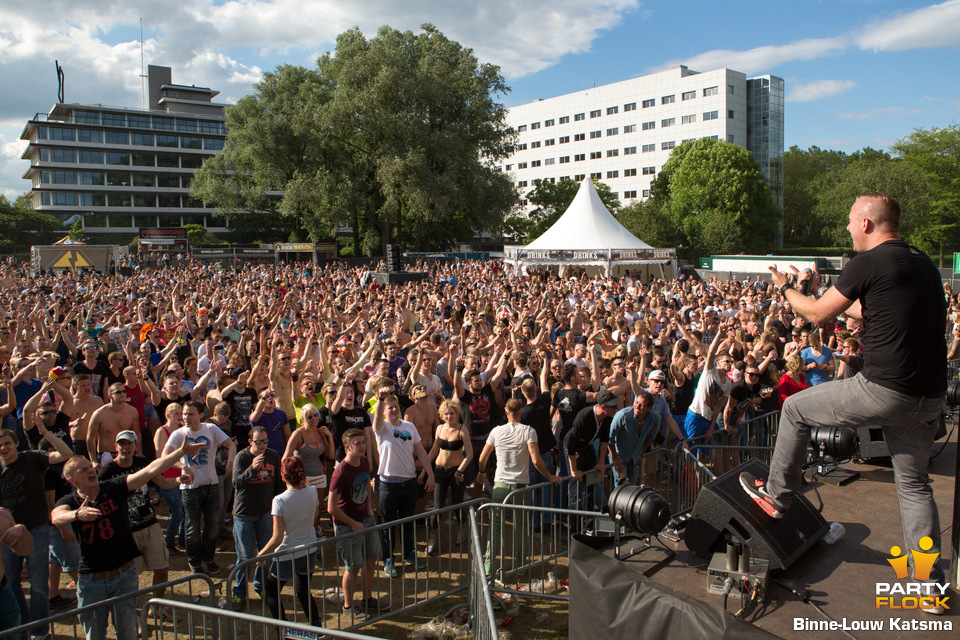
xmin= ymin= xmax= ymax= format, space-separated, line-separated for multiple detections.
xmin=116 ymin=430 xmax=138 ymax=443
xmin=647 ymin=369 xmax=666 ymax=381
xmin=727 ymin=369 xmax=743 ymax=383
xmin=595 ymin=389 xmax=620 ymax=408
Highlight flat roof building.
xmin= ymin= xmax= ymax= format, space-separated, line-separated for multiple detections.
xmin=502 ymin=65 xmax=784 ymax=245
xmin=20 ymin=65 xmax=230 ymax=239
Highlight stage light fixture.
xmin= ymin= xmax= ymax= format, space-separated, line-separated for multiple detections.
xmin=810 ymin=426 xmax=858 ymax=459
xmin=607 ymin=484 xmax=671 ymax=534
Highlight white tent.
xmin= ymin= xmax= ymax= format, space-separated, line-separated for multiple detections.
xmin=504 ymin=179 xmax=676 ymax=276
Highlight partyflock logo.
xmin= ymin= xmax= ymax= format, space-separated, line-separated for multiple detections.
xmin=875 ymin=536 xmax=949 ymax=610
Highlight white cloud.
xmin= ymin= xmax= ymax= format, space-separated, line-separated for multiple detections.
xmin=0 ymin=131 xmax=29 ymax=200
xmin=856 ymin=0 xmax=960 ymax=51
xmin=786 ymin=79 xmax=856 ymax=103
xmin=833 ymin=107 xmax=924 ymax=120
xmin=657 ymin=37 xmax=848 ymax=75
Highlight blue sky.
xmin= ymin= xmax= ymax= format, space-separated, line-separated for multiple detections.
xmin=1 ymin=0 xmax=959 ymax=201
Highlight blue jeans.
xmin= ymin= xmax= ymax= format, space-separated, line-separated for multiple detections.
xmin=0 ymin=582 xmax=20 ymax=636
xmin=379 ymin=479 xmax=418 ymax=561
xmin=528 ymin=453 xmax=555 ymax=528
xmin=767 ymin=373 xmax=946 ymax=582
xmin=232 ymin=513 xmax=272 ymax=598
xmin=76 ymin=564 xmax=139 ymax=640
xmin=2 ymin=523 xmax=50 ymax=638
xmin=181 ymin=484 xmax=220 ymax=568
xmin=158 ymin=485 xmax=184 ymax=547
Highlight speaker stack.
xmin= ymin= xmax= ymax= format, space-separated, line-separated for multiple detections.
xmin=683 ymin=458 xmax=828 ymax=571
xmin=386 ymin=244 xmax=402 ymax=273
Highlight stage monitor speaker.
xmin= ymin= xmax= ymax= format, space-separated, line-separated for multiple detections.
xmin=855 ymin=415 xmax=946 ymax=460
xmin=683 ymin=458 xmax=828 ymax=571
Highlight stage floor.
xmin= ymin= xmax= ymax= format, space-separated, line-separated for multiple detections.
xmin=648 ymin=431 xmax=957 ymax=639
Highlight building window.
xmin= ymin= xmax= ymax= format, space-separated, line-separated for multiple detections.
xmin=682 ymin=90 xmax=696 ymax=101
xmin=106 ymin=172 xmax=130 ymax=186
xmin=590 ymin=130 xmax=601 ymax=139
xmin=642 ymin=166 xmax=655 ymax=175
xmin=102 ymin=113 xmax=125 ymax=127
xmin=624 ymin=146 xmax=637 ymax=155
xmin=156 ymin=135 xmax=178 ymax=148
xmin=176 ymin=119 xmax=198 ymax=133
xmin=133 ymin=174 xmax=155 ymax=187
xmin=703 ymin=110 xmax=719 ymax=121
xmin=729 ymin=85 xmax=735 ymax=94
xmin=518 ymin=162 xmax=528 ymax=169
xmin=105 ymin=152 xmax=130 ymax=165
xmin=624 ymin=190 xmax=637 ymax=199
xmin=623 ymin=124 xmax=636 ymax=133
xmin=606 ymin=128 xmax=618 ymax=136
xmin=202 ymin=139 xmax=224 ymax=151
xmin=46 ymin=149 xmax=76 ymax=163
xmin=704 ymin=86 xmax=718 ymax=97
xmin=559 ymin=116 xmax=570 ymax=124
xmin=589 ymin=151 xmax=602 ymax=159
xmin=624 ymin=168 xmax=637 ymax=177
xmin=662 ymin=118 xmax=675 ymax=127
xmin=662 ymin=141 xmax=676 ymax=150
xmin=662 ymin=95 xmax=675 ymax=105
xmin=79 ymin=193 xmax=105 ymax=207
xmin=709 ymin=135 xmax=719 ymax=141
xmin=80 ymin=171 xmax=103 ymax=185
xmin=642 ymin=189 xmax=650 ymax=197
xmin=157 ymin=174 xmax=180 ymax=188
xmin=132 ymin=153 xmax=155 ymax=167
xmin=624 ymin=102 xmax=637 ymax=112
xmin=517 ymin=180 xmax=528 ymax=187
xmin=607 ymin=106 xmax=618 ymax=115
xmin=728 ymin=135 xmax=735 ymax=144
xmin=590 ymin=109 xmax=601 ymax=118
xmin=560 ymin=176 xmax=570 ymax=181
xmin=545 ymin=138 xmax=555 ymax=146
xmin=574 ymin=174 xmax=585 ymax=181
xmin=520 ymin=199 xmax=528 ymax=206
xmin=560 ymin=156 xmax=570 ymax=164
xmin=545 ymin=119 xmax=555 ymax=127
xmin=77 ymin=129 xmax=102 ymax=143
xmin=574 ymin=133 xmax=585 ymax=141
xmin=728 ymin=110 xmax=735 ymax=119
xmin=531 ymin=122 xmax=541 ymax=129
xmin=590 ymin=172 xmax=601 ymax=180
xmin=198 ymin=121 xmax=222 ymax=135
xmin=75 ymin=110 xmax=100 ymax=124
xmin=131 ymin=133 xmax=154 ymax=146
xmin=516 ymin=143 xmax=527 ymax=150
xmin=128 ymin=115 xmax=151 ymax=129
xmin=574 ymin=154 xmax=585 ymax=161
xmin=531 ymin=141 xmax=541 ymax=148
xmin=607 ymin=170 xmax=619 ymax=179
xmin=642 ymin=99 xmax=655 ymax=108
xmin=682 ymin=114 xmax=696 ymax=124
xmin=559 ymin=136 xmax=570 ymax=144
xmin=52 ymin=192 xmax=79 ymax=206
xmin=517 ymin=125 xmax=527 ymax=132
xmin=544 ymin=158 xmax=555 ymax=165
xmin=531 ymin=160 xmax=541 ymax=167
xmin=180 ymin=156 xmax=202 ymax=169
xmin=682 ymin=138 xmax=697 ymax=144
xmin=104 ymin=131 xmax=128 ymax=145
xmin=545 ymin=177 xmax=556 ymax=184
xmin=642 ymin=121 xmax=655 ymax=131
xmin=607 ymin=149 xmax=619 ymax=157
xmin=574 ymin=113 xmax=585 ymax=121
xmin=505 ymin=164 xmax=512 ymax=171
xmin=642 ymin=144 xmax=656 ymax=153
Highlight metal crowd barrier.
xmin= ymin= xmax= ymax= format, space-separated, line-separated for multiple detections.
xmin=225 ymin=498 xmax=484 ymax=633
xmin=0 ymin=573 xmax=214 ymax=640
xmin=139 ymin=598 xmax=385 ymax=640
xmin=466 ymin=508 xmax=499 ymax=640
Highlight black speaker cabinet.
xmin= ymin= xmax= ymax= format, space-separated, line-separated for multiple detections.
xmin=855 ymin=414 xmax=947 ymax=460
xmin=683 ymin=458 xmax=828 ymax=571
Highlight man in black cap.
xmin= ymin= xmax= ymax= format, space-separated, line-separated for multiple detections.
xmin=563 ymin=389 xmax=619 ymax=512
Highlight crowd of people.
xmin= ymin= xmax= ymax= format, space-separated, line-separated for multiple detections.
xmin=0 ymin=220 xmax=952 ymax=637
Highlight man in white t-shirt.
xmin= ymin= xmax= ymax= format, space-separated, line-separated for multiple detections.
xmin=163 ymin=400 xmax=236 ymax=575
xmin=682 ymin=327 xmax=734 ymax=441
xmin=476 ymin=399 xmax=559 ymax=577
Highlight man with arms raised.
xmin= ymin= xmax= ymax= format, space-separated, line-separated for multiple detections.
xmin=739 ymin=193 xmax=948 ymax=614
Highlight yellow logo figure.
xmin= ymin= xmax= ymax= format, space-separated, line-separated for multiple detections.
xmin=886 ymin=545 xmax=910 ymax=580
xmin=913 ymin=536 xmax=939 ymax=582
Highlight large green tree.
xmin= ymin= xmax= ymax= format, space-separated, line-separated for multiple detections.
xmin=193 ymin=24 xmax=517 ymax=254
xmin=782 ymin=145 xmax=849 ymax=245
xmin=505 ymin=178 xmax=620 ymax=243
xmin=0 ymin=195 xmax=60 ymax=252
xmin=617 ymin=197 xmax=683 ymax=250
xmin=651 ymin=138 xmax=778 ymax=258
xmin=892 ymin=125 xmax=960 ymax=266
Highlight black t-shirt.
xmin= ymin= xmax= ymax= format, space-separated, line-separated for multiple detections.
xmin=834 ymin=240 xmax=947 ymax=395
xmin=520 ymin=392 xmax=556 ymax=454
xmin=99 ymin=455 xmax=157 ymax=532
xmin=104 ymin=367 xmax=126 ymax=395
xmin=460 ymin=384 xmax=499 ymax=440
xmin=331 ymin=407 xmax=371 ymax=462
xmin=224 ymin=388 xmax=258 ymax=444
xmin=552 ymin=388 xmax=587 ymax=445
xmin=44 ymin=463 xmax=73 ymax=503
xmin=28 ymin=412 xmax=71 ymax=450
xmin=57 ymin=477 xmax=142 ymax=573
xmin=563 ymin=405 xmax=611 ymax=456
xmin=156 ymin=392 xmax=192 ymax=428
xmin=74 ymin=359 xmax=111 ymax=397
xmin=232 ymin=447 xmax=283 ymax=517
xmin=728 ymin=383 xmax=761 ymax=426
xmin=0 ymin=451 xmax=51 ymax=529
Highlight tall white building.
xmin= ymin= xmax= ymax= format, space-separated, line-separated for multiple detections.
xmin=502 ymin=65 xmax=784 ymax=244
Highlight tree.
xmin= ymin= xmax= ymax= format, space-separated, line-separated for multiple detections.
xmin=782 ymin=145 xmax=848 ymax=245
xmin=0 ymin=196 xmax=61 ymax=252
xmin=193 ymin=24 xmax=518 ymax=255
xmin=183 ymin=224 xmax=223 ymax=246
xmin=522 ymin=178 xmax=620 ymax=242
xmin=651 ymin=138 xmax=778 ymax=258
xmin=892 ymin=125 xmax=960 ymax=266
xmin=617 ymin=198 xmax=683 ymax=250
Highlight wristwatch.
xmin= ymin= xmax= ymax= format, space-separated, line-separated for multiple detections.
xmin=779 ymin=282 xmax=795 ymax=293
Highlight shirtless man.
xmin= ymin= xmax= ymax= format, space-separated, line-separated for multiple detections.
xmin=403 ymin=384 xmax=439 ymax=452
xmin=268 ymin=344 xmax=297 ymax=433
xmin=70 ymin=374 xmax=104 ymax=458
xmin=87 ymin=383 xmax=141 ymax=466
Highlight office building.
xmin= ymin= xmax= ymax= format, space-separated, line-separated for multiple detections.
xmin=20 ymin=65 xmax=229 ymax=238
xmin=502 ymin=65 xmax=784 ymax=244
